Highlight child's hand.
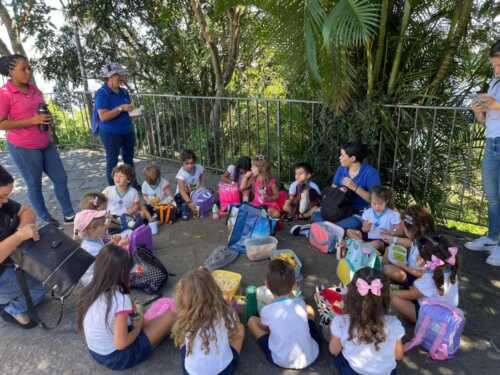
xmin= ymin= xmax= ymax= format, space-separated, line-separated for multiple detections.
xmin=244 ymin=171 xmax=253 ymax=179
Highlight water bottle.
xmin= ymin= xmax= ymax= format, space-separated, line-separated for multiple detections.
xmin=245 ymin=285 xmax=258 ymax=322
xmin=212 ymin=204 xmax=219 ymax=220
xmin=37 ymin=103 xmax=52 ymax=132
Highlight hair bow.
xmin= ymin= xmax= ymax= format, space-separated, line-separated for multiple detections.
xmin=446 ymin=247 xmax=458 ymax=266
xmin=92 ymin=196 xmax=99 ymax=207
xmin=356 ymin=278 xmax=383 ymax=296
xmin=425 ymin=255 xmax=445 ymax=271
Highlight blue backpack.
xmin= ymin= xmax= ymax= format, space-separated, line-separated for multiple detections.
xmin=227 ymin=203 xmax=277 ymax=253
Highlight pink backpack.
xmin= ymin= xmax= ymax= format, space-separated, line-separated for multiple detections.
xmin=404 ymin=299 xmax=465 ymax=360
xmin=309 ymin=221 xmax=345 ymax=254
xmin=129 ymin=224 xmax=153 ymax=253
xmin=218 ymin=182 xmax=240 ymax=214
xmin=144 ymin=297 xmax=176 ymax=321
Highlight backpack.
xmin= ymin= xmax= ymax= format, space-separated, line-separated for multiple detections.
xmin=227 ymin=203 xmax=277 ymax=253
xmin=129 ymin=224 xmax=153 ymax=253
xmin=320 ymin=186 xmax=355 ymax=223
xmin=218 ymin=182 xmax=241 ymax=214
xmin=404 ymin=299 xmax=465 ymax=360
xmin=155 ymin=204 xmax=176 ymax=224
xmin=191 ymin=188 xmax=215 ymax=218
xmin=336 ymin=239 xmax=382 ymax=285
xmin=130 ymin=246 xmax=168 ymax=294
xmin=309 ymin=221 xmax=345 ymax=254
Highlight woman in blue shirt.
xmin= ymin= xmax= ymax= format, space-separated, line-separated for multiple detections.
xmin=95 ymin=63 xmax=136 ymax=186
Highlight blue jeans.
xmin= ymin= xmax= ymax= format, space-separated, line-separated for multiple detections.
xmin=311 ymin=212 xmax=363 ymax=230
xmin=8 ymin=142 xmax=75 ymax=221
xmin=482 ymin=138 xmax=500 ymax=242
xmin=99 ymin=131 xmax=135 ymax=186
xmin=0 ymin=267 xmax=46 ymax=316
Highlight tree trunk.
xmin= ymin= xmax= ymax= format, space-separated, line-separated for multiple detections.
xmin=372 ymin=0 xmax=389 ymax=86
xmin=0 ymin=1 xmax=27 ymax=56
xmin=0 ymin=37 xmax=11 ymax=56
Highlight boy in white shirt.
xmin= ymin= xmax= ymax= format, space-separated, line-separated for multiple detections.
xmin=141 ymin=164 xmax=174 ymax=217
xmin=283 ymin=162 xmax=322 ymax=220
xmin=174 ymin=150 xmax=205 ymax=220
xmin=247 ymin=259 xmax=319 ymax=370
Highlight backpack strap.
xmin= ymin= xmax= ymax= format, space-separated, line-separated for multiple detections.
xmin=404 ymin=315 xmax=432 ymax=352
xmin=428 ymin=323 xmax=448 ymax=360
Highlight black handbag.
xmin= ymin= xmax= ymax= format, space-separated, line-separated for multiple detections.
xmin=10 ymin=223 xmax=95 ymax=328
xmin=320 ymin=186 xmax=356 ymax=223
xmin=130 ymin=247 xmax=169 ymax=295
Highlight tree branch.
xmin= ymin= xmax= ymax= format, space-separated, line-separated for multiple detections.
xmin=0 ymin=1 xmax=27 ymax=56
xmin=0 ymin=37 xmax=11 ymax=56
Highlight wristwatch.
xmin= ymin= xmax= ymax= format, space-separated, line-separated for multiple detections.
xmin=118 ymin=106 xmax=123 ymax=112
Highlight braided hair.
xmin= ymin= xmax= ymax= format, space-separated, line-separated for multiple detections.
xmin=0 ymin=54 xmax=26 ymax=77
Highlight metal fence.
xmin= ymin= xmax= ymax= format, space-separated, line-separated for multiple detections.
xmin=40 ymin=92 xmax=486 ymax=227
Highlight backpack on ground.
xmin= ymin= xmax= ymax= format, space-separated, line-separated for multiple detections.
xmin=191 ymin=188 xmax=215 ymax=218
xmin=227 ymin=203 xmax=277 ymax=253
xmin=309 ymin=221 xmax=345 ymax=254
xmin=218 ymin=182 xmax=241 ymax=215
xmin=320 ymin=186 xmax=355 ymax=223
xmin=155 ymin=204 xmax=176 ymax=224
xmin=336 ymin=239 xmax=382 ymax=285
xmin=404 ymin=299 xmax=465 ymax=360
xmin=130 ymin=246 xmax=169 ymax=294
xmin=129 ymin=224 xmax=153 ymax=253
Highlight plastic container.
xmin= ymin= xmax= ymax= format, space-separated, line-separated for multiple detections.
xmin=212 ymin=270 xmax=242 ymax=301
xmin=245 ymin=236 xmax=278 ymax=261
xmin=388 ymin=244 xmax=407 ymax=265
xmin=148 ymin=221 xmax=159 ymax=235
xmin=271 ymin=249 xmax=302 ymax=280
xmin=245 ymin=285 xmax=258 ymax=321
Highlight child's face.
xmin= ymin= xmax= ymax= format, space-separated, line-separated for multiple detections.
xmin=251 ymin=163 xmax=260 ymax=176
xmin=295 ymin=167 xmax=311 ymax=183
xmin=183 ymin=158 xmax=195 ymax=173
xmin=371 ymin=197 xmax=386 ymax=214
xmin=113 ymin=172 xmax=130 ymax=187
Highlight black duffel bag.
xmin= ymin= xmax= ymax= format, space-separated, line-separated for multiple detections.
xmin=320 ymin=186 xmax=356 ymax=223
xmin=10 ymin=223 xmax=95 ymax=328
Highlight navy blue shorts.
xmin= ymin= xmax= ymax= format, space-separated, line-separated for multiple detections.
xmin=401 ymin=273 xmax=418 ymax=289
xmin=334 ymin=351 xmax=397 ymax=375
xmin=89 ymin=330 xmax=152 ymax=370
xmin=181 ymin=346 xmax=239 ymax=375
xmin=412 ymin=300 xmax=421 ymax=321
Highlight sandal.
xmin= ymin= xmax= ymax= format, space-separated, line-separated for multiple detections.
xmin=1 ymin=310 xmax=37 ymax=329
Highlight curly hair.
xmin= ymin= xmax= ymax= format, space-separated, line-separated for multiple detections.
xmin=80 ymin=192 xmax=107 ymax=210
xmin=112 ymin=164 xmax=135 ymax=182
xmin=402 ymin=205 xmax=435 ymax=240
xmin=344 ymin=268 xmax=390 ymax=351
xmin=172 ymin=269 xmax=237 ymax=356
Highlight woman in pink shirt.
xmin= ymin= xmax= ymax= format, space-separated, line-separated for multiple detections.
xmin=0 ymin=55 xmax=75 ymax=227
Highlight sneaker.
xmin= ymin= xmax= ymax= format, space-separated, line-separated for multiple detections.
xmin=290 ymin=224 xmax=311 ymax=237
xmin=290 ymin=224 xmax=303 ymax=236
xmin=46 ymin=217 xmax=63 ymax=230
xmin=63 ymin=214 xmax=75 ymax=224
xmin=486 ymin=246 xmax=500 ymax=266
xmin=464 ymin=236 xmax=497 ymax=252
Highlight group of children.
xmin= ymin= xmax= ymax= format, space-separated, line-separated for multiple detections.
xmin=70 ymin=149 xmax=460 ymax=375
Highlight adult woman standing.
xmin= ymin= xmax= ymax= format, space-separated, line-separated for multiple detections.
xmin=0 ymin=55 xmax=75 ymax=227
xmin=466 ymin=40 xmax=500 ymax=266
xmin=95 ymin=63 xmax=136 ymax=186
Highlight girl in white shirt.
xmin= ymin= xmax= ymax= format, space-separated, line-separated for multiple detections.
xmin=172 ymin=268 xmax=245 ymax=375
xmin=77 ymin=244 xmax=176 ymax=370
xmin=329 ymin=268 xmax=404 ymax=375
xmin=391 ymin=235 xmax=460 ymax=323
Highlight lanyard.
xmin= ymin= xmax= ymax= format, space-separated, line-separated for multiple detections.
xmin=115 ymin=186 xmax=129 ymax=205
xmin=372 ymin=209 xmax=387 ymax=228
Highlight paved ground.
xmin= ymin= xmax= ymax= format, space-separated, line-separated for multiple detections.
xmin=0 ymin=149 xmax=499 ymax=375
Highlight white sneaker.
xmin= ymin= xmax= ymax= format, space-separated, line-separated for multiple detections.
xmin=486 ymin=246 xmax=500 ymax=266
xmin=464 ymin=236 xmax=497 ymax=252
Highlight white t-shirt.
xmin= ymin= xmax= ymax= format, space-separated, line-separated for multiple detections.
xmin=414 ymin=271 xmax=459 ymax=306
xmin=288 ymin=181 xmax=321 ymax=196
xmin=260 ymin=298 xmax=319 ymax=369
xmin=407 ymin=242 xmax=423 ymax=269
xmin=362 ymin=208 xmax=400 ymax=240
xmin=142 ymin=178 xmax=172 ymax=204
xmin=175 ymin=164 xmax=204 ymax=195
xmin=485 ymin=78 xmax=500 ymax=138
xmin=79 ymin=239 xmax=104 ymax=286
xmin=102 ymin=186 xmax=140 ymax=216
xmin=330 ymin=314 xmax=404 ymax=375
xmin=184 ymin=319 xmax=234 ymax=375
xmin=83 ymin=290 xmax=133 ymax=355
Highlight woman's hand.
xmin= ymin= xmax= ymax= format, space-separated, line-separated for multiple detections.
xmin=15 ymin=224 xmax=39 ymax=242
xmin=341 ymin=177 xmax=357 ymax=191
xmin=479 ymin=95 xmax=500 ymax=110
xmin=32 ymin=114 xmax=52 ymax=125
xmin=120 ymin=104 xmax=134 ymax=112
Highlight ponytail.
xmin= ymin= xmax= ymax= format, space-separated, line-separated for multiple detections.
xmin=0 ymin=54 xmax=26 ymax=76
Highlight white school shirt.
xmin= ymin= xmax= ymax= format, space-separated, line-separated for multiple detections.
xmin=260 ymin=297 xmax=319 ymax=369
xmin=83 ymin=290 xmax=133 ymax=355
xmin=361 ymin=208 xmax=400 ymax=240
xmin=175 ymin=164 xmax=204 ymax=195
xmin=79 ymin=239 xmax=104 ymax=286
xmin=330 ymin=314 xmax=404 ymax=375
xmin=414 ymin=271 xmax=459 ymax=306
xmin=407 ymin=242 xmax=423 ymax=269
xmin=184 ymin=319 xmax=234 ymax=375
xmin=288 ymin=181 xmax=321 ymax=196
xmin=102 ymin=186 xmax=140 ymax=216
xmin=485 ymin=78 xmax=500 ymax=138
xmin=142 ymin=178 xmax=171 ymax=204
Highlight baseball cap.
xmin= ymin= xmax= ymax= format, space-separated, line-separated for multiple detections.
xmin=100 ymin=62 xmax=128 ymax=78
xmin=74 ymin=210 xmax=107 ymax=233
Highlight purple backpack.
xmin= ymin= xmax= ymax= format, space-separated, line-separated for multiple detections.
xmin=404 ymin=299 xmax=465 ymax=360
xmin=129 ymin=224 xmax=153 ymax=253
xmin=191 ymin=188 xmax=215 ymax=218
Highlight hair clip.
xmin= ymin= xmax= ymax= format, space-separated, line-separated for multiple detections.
xmin=356 ymin=278 xmax=383 ymax=296
xmin=446 ymin=247 xmax=458 ymax=266
xmin=425 ymin=255 xmax=445 ymax=270
xmin=403 ymin=214 xmax=414 ymax=225
xmin=256 ymin=154 xmax=266 ymax=161
xmin=92 ymin=196 xmax=99 ymax=207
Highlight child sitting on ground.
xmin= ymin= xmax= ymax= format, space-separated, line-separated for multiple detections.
xmin=347 ymin=186 xmax=402 ymax=253
xmin=172 ymin=268 xmax=245 ymax=375
xmin=142 ymin=164 xmax=174 ymax=216
xmin=283 ymin=162 xmax=321 ymax=220
xmin=221 ymin=156 xmax=252 ymax=201
xmin=80 ymin=192 xmax=108 ymax=211
xmin=175 ymin=149 xmax=205 ymax=220
xmin=329 ymin=268 xmax=404 ymax=375
xmin=77 ymin=244 xmax=176 ymax=370
xmin=391 ymin=235 xmax=459 ymax=323
xmin=240 ymin=155 xmax=282 ymax=218
xmin=383 ymin=205 xmax=435 ymax=288
xmin=248 ymin=259 xmax=320 ymax=370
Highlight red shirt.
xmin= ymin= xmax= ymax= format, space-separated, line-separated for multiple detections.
xmin=0 ymin=80 xmax=49 ymax=149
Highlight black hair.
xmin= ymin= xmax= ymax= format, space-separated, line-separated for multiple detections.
xmin=490 ymin=40 xmax=500 ymax=58
xmin=370 ymin=186 xmax=393 ymax=207
xmin=294 ymin=162 xmax=313 ymax=175
xmin=233 ymin=156 xmax=251 ymax=182
xmin=341 ymin=142 xmax=369 ymax=163
xmin=0 ymin=54 xmax=27 ymax=77
xmin=266 ymin=259 xmax=295 ymax=296
xmin=0 ymin=165 xmax=14 ymax=187
xmin=181 ymin=149 xmax=197 ymax=163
